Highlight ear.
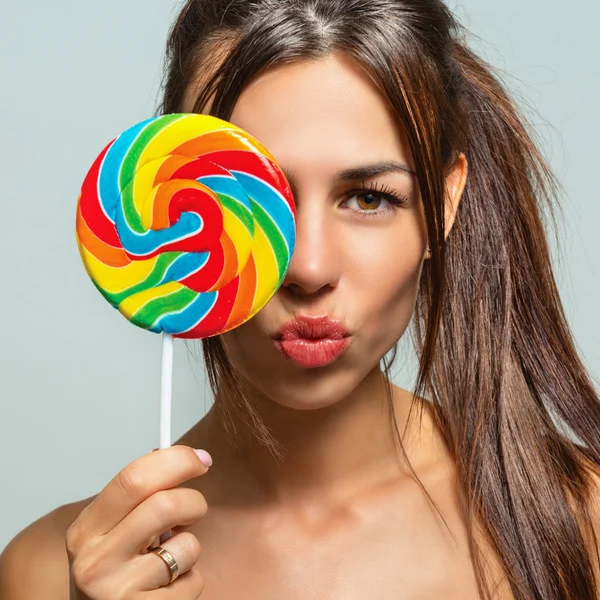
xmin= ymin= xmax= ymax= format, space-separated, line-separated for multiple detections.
xmin=424 ymin=152 xmax=468 ymax=259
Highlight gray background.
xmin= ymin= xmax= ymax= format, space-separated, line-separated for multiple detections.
xmin=1 ymin=1 xmax=598 ymax=551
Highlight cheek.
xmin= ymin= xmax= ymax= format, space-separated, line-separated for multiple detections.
xmin=219 ymin=320 xmax=277 ymax=381
xmin=345 ymin=224 xmax=425 ymax=352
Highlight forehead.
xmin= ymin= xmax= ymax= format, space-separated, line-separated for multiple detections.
xmin=194 ymin=52 xmax=413 ymax=178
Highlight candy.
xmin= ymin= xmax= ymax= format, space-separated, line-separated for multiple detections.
xmin=75 ymin=114 xmax=296 ymax=339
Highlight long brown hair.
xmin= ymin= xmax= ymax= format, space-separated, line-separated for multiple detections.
xmin=158 ymin=1 xmax=600 ymax=598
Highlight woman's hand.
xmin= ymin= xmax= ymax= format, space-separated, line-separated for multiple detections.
xmin=65 ymin=445 xmax=212 ymax=599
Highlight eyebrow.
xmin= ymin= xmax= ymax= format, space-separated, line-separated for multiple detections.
xmin=281 ymin=160 xmax=416 ymax=191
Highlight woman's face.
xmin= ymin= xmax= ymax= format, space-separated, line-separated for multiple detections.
xmin=184 ymin=52 xmax=446 ymax=409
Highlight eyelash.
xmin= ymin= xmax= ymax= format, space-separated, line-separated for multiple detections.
xmin=341 ymin=180 xmax=409 ymax=218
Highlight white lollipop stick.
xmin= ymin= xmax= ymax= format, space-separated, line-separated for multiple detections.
xmin=160 ymin=332 xmax=174 ymax=450
xmin=159 ymin=332 xmax=174 ymax=544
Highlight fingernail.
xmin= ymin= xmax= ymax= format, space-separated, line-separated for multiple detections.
xmin=194 ymin=449 xmax=213 ymax=467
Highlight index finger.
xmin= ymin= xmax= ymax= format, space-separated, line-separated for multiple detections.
xmin=73 ymin=445 xmax=210 ymax=539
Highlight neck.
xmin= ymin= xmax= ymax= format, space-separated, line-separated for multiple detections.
xmin=199 ymin=367 xmax=432 ymax=507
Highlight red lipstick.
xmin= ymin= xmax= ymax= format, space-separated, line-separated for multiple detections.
xmin=273 ymin=314 xmax=351 ymax=368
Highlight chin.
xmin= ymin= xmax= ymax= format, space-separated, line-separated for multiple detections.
xmin=234 ymin=353 xmax=376 ymax=411
xmin=264 ymin=376 xmax=361 ymax=410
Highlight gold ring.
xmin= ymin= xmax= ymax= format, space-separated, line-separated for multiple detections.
xmin=150 ymin=545 xmax=179 ymax=584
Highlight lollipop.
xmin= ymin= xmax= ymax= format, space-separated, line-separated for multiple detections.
xmin=76 ymin=113 xmax=296 ymax=455
xmin=76 ymin=113 xmax=296 ymax=339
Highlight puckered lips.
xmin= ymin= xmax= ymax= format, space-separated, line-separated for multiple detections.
xmin=273 ymin=314 xmax=351 ymax=368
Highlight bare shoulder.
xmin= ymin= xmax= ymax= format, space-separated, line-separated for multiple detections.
xmin=0 ymin=495 xmax=96 ymax=599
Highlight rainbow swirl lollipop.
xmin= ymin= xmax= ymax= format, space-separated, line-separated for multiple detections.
xmin=75 ymin=113 xmax=296 ymax=339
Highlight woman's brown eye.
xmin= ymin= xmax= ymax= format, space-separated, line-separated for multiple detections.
xmin=357 ymin=193 xmax=382 ymax=210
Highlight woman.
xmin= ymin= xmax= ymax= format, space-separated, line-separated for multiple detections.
xmin=2 ymin=0 xmax=600 ymax=598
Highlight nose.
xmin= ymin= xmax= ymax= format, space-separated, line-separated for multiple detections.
xmin=280 ymin=202 xmax=341 ymax=298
